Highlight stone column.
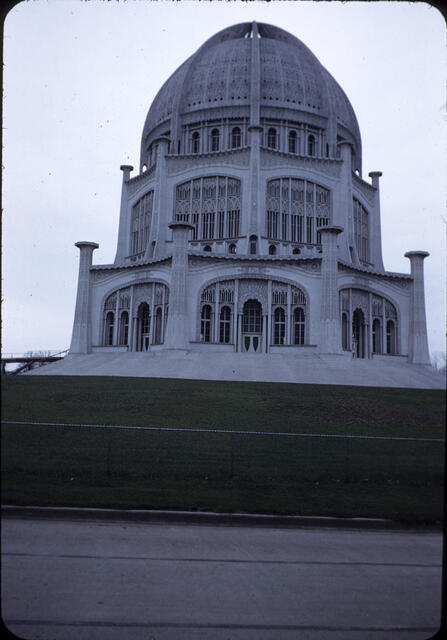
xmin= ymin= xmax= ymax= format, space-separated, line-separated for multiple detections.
xmin=368 ymin=172 xmax=385 ymax=271
xmin=145 ymin=137 xmax=170 ymax=260
xmin=163 ymin=222 xmax=194 ymax=350
xmin=405 ymin=251 xmax=431 ymax=364
xmin=70 ymin=241 xmax=99 ymax=354
xmin=114 ymin=165 xmax=133 ymax=264
xmin=318 ymin=226 xmax=343 ymax=354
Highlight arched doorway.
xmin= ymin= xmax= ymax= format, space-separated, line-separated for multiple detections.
xmin=242 ymin=299 xmax=263 ymax=352
xmin=352 ymin=308 xmax=365 ymax=358
xmin=386 ymin=319 xmax=396 ymax=354
xmin=137 ymin=302 xmax=150 ymax=351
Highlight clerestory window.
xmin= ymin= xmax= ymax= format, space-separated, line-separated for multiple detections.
xmin=211 ymin=128 xmax=220 ymax=152
xmin=231 ymin=127 xmax=242 ymax=148
xmin=266 ymin=178 xmax=330 ymax=244
xmin=174 ymin=176 xmax=241 ymax=241
xmin=130 ymin=191 xmax=153 ymax=258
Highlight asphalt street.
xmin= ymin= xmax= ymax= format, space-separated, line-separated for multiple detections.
xmin=1 ymin=512 xmax=442 ymax=640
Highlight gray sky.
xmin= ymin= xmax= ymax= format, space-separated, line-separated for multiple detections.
xmin=2 ymin=0 xmax=446 ymax=356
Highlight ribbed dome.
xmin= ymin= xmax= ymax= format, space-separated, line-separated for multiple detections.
xmin=141 ymin=22 xmax=361 ymax=166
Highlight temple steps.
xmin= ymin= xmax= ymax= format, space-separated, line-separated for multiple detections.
xmin=25 ymin=351 xmax=445 ymax=389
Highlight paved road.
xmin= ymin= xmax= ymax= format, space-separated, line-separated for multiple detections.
xmin=1 ymin=514 xmax=442 ymax=639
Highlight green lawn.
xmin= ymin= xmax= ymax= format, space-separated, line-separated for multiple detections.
xmin=1 ymin=376 xmax=445 ymax=523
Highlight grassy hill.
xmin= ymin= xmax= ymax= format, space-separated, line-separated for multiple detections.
xmin=2 ymin=376 xmax=445 ymax=523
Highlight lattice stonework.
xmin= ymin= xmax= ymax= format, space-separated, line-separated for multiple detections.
xmin=353 ymin=198 xmax=369 ymax=264
xmin=130 ymin=191 xmax=154 ymax=258
xmin=174 ymin=176 xmax=241 ymax=241
xmin=266 ymin=178 xmax=330 ymax=244
xmin=385 ymin=301 xmax=397 ymax=318
xmin=104 ymin=293 xmax=117 ymax=310
xmin=351 ymin=289 xmax=369 ymax=316
xmin=119 ymin=291 xmax=131 ymax=309
xmin=372 ymin=295 xmax=383 ymax=317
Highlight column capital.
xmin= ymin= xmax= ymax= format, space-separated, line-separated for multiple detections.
xmin=120 ymin=165 xmax=133 ymax=181
xmin=169 ymin=221 xmax=195 ymax=232
xmin=152 ymin=135 xmax=171 ymax=146
xmin=75 ymin=241 xmax=99 ymax=250
xmin=368 ymin=171 xmax=382 ymax=188
xmin=317 ymin=225 xmax=344 ymax=236
xmin=405 ymin=250 xmax=430 ymax=260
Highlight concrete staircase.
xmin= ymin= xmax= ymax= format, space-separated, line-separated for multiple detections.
xmin=26 ymin=350 xmax=445 ymax=389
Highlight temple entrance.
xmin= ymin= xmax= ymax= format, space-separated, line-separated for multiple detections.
xmin=352 ymin=308 xmax=365 ymax=358
xmin=242 ymin=299 xmax=263 ymax=352
xmin=137 ymin=302 xmax=150 ymax=351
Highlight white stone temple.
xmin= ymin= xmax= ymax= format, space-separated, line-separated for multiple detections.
xmin=57 ymin=22 xmax=438 ymax=387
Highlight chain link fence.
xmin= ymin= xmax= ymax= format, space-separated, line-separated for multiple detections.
xmin=1 ymin=420 xmax=444 ymax=486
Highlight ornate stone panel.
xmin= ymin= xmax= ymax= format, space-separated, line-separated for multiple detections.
xmin=238 ymin=279 xmax=268 ymax=313
xmin=133 ymin=284 xmax=153 ymax=309
xmin=351 ymin=288 xmax=369 ymax=316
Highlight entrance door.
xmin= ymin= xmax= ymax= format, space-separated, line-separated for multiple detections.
xmin=242 ymin=299 xmax=262 ymax=353
xmin=352 ymin=308 xmax=365 ymax=358
xmin=137 ymin=302 xmax=150 ymax=351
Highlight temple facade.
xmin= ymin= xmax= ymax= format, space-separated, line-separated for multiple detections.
xmin=69 ymin=22 xmax=431 ymax=366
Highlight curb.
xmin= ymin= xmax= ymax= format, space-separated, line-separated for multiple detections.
xmin=1 ymin=505 xmax=441 ymax=531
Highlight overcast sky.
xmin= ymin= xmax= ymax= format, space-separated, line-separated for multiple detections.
xmin=2 ymin=0 xmax=446 ymax=357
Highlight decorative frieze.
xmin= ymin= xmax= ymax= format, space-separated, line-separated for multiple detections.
xmin=166 ymin=148 xmax=249 ymax=174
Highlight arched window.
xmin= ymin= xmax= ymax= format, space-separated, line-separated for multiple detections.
xmin=372 ymin=318 xmax=382 ymax=354
xmin=273 ymin=307 xmax=286 ymax=345
xmin=352 ymin=308 xmax=365 ymax=358
xmin=292 ymin=247 xmax=300 ymax=255
xmin=294 ymin=308 xmax=305 ymax=345
xmin=308 ymin=134 xmax=315 ymax=157
xmin=191 ymin=131 xmax=200 ymax=154
xmin=249 ymin=235 xmax=257 ymax=255
xmin=267 ymin=127 xmax=277 ymax=149
xmin=104 ymin=311 xmax=114 ymax=346
xmin=242 ymin=299 xmax=262 ymax=333
xmin=203 ymin=245 xmax=212 ymax=252
xmin=386 ymin=320 xmax=396 ymax=354
xmin=154 ymin=307 xmax=163 ymax=344
xmin=119 ymin=311 xmax=129 ymax=346
xmin=231 ymin=127 xmax=241 ymax=148
xmin=219 ymin=306 xmax=231 ymax=343
xmin=201 ymin=304 xmax=212 ymax=342
xmin=288 ymin=130 xmax=297 ymax=154
xmin=341 ymin=312 xmax=349 ymax=351
xmin=150 ymin=241 xmax=156 ymax=258
xmin=228 ymin=243 xmax=236 ymax=254
xmin=269 ymin=244 xmax=277 ymax=255
xmin=211 ymin=128 xmax=220 ymax=152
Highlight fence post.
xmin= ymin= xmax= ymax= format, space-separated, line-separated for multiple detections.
xmin=106 ymin=428 xmax=112 ymax=476
xmin=344 ymin=436 xmax=351 ymax=483
xmin=229 ymin=433 xmax=235 ymax=478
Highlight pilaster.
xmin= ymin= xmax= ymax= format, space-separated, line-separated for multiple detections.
xmin=318 ymin=226 xmax=343 ymax=354
xmin=145 ymin=136 xmax=170 ymax=260
xmin=164 ymin=222 xmax=194 ymax=349
xmin=336 ymin=142 xmax=357 ymax=264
